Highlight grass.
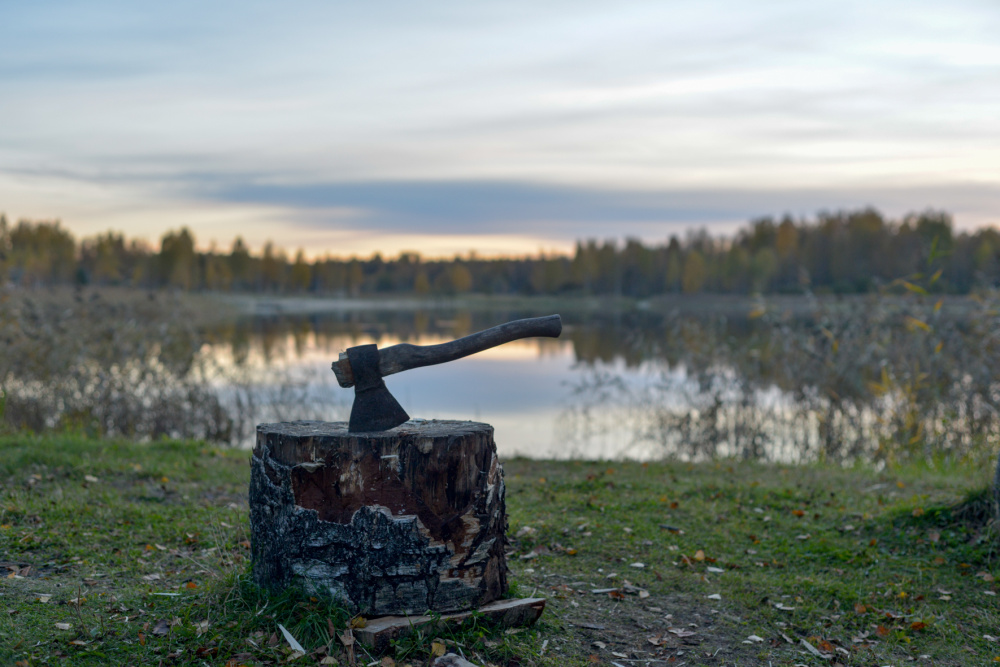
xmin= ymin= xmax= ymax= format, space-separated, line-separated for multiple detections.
xmin=1 ymin=434 xmax=998 ymax=665
xmin=503 ymin=458 xmax=999 ymax=665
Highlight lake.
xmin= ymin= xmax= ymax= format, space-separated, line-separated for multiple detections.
xmin=197 ymin=297 xmax=837 ymax=461
xmin=6 ymin=291 xmax=996 ymax=465
xmin=202 ymin=302 xmax=678 ymax=460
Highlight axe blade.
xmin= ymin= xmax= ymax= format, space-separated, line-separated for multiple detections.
xmin=347 ymin=344 xmax=410 ymax=432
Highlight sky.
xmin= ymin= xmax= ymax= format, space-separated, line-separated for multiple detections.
xmin=1 ymin=0 xmax=998 ymax=258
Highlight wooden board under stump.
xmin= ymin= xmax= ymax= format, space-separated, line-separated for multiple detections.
xmin=249 ymin=419 xmax=507 ymax=616
xmin=355 ymin=597 xmax=546 ymax=654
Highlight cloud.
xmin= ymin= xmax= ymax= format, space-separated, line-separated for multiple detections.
xmin=1 ymin=0 xmax=998 ymax=254
xmin=202 ymin=178 xmax=1000 ymax=240
xmin=210 ymin=180 xmax=727 ymax=234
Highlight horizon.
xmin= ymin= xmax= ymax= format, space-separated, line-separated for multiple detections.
xmin=1 ymin=205 xmax=985 ymax=265
xmin=2 ymin=1 xmax=998 ymax=258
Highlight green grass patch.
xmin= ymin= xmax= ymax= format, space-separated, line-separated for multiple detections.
xmin=1 ymin=434 xmax=998 ymax=665
xmin=502 ymin=458 xmax=999 ymax=665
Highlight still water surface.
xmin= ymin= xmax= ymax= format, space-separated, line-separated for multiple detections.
xmin=201 ymin=296 xmax=996 ymax=464
xmin=202 ymin=302 xmax=766 ymax=460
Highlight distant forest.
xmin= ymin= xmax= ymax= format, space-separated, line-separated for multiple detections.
xmin=2 ymin=208 xmax=999 ymax=296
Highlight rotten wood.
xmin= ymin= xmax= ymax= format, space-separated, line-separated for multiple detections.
xmin=354 ymin=597 xmax=546 ymax=654
xmin=249 ymin=419 xmax=508 ymax=616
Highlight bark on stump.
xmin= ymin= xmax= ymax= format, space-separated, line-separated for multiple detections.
xmin=249 ymin=420 xmax=508 ymax=616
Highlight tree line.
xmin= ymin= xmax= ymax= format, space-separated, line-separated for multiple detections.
xmin=1 ymin=208 xmax=998 ymax=296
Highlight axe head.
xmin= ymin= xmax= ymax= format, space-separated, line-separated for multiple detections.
xmin=345 ymin=344 xmax=410 ymax=432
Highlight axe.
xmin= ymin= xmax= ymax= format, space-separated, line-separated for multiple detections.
xmin=332 ymin=314 xmax=562 ymax=432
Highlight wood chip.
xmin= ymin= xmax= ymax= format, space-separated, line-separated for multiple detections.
xmin=278 ymin=623 xmax=305 ymax=653
xmin=800 ymin=638 xmax=832 ymax=659
xmin=574 ymin=622 xmax=606 ymax=630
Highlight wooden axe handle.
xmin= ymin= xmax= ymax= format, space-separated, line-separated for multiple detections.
xmin=333 ymin=314 xmax=562 ymax=388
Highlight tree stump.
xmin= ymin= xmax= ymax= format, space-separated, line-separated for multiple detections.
xmin=249 ymin=420 xmax=508 ymax=616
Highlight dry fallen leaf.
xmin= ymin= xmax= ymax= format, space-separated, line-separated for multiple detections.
xmin=668 ymin=628 xmax=697 ymax=638
xmin=693 ymin=550 xmax=706 ymax=562
xmin=746 ymin=634 xmax=764 ymax=643
xmin=706 ymin=593 xmax=721 ymax=600
xmin=37 ymin=595 xmax=52 ymax=603
xmin=152 ymin=619 xmax=170 ymax=636
xmin=430 ymin=640 xmax=447 ymax=657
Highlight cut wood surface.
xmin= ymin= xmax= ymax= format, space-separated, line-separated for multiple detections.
xmin=249 ymin=419 xmax=508 ymax=616
xmin=355 ymin=597 xmax=546 ymax=654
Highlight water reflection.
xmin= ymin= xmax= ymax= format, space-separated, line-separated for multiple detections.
xmin=7 ymin=291 xmax=994 ymax=463
xmin=195 ymin=306 xmax=786 ymax=460
xmin=198 ymin=295 xmax=1000 ymax=464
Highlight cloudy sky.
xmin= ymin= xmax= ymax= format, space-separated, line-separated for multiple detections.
xmin=1 ymin=1 xmax=998 ymax=257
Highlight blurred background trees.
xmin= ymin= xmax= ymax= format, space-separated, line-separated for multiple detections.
xmin=2 ymin=207 xmax=998 ymax=297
